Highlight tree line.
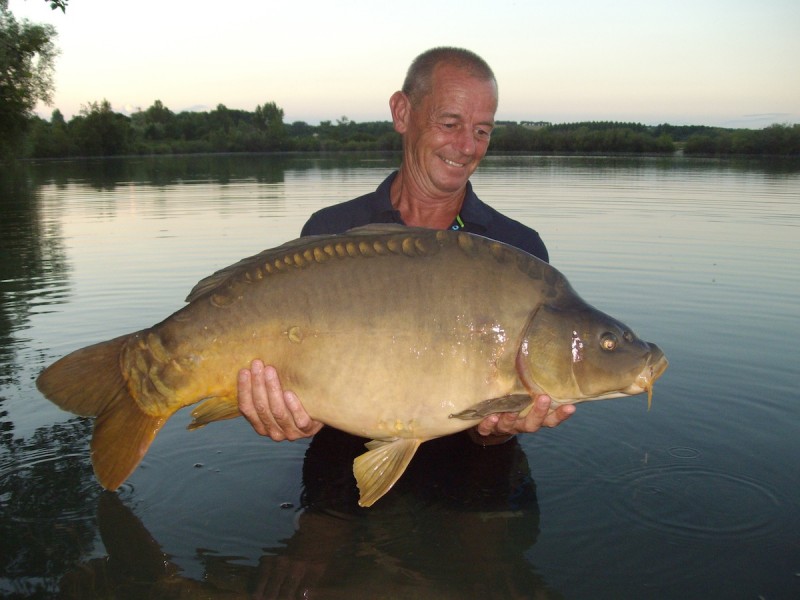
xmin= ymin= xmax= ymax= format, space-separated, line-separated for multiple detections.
xmin=22 ymin=100 xmax=403 ymax=157
xmin=16 ymin=100 xmax=800 ymax=159
xmin=493 ymin=121 xmax=799 ymax=156
xmin=3 ymin=2 xmax=798 ymax=161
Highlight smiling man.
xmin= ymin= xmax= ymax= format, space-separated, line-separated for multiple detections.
xmin=238 ymin=47 xmax=574 ymax=446
xmin=388 ymin=55 xmax=498 ymax=228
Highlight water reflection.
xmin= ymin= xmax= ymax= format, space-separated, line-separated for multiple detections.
xmin=0 ymin=418 xmax=98 ymax=597
xmin=58 ymin=431 xmax=558 ymax=600
xmin=2 ymin=154 xmax=799 ymax=598
xmin=0 ymin=167 xmax=70 ymax=431
xmin=26 ymin=153 xmax=401 ymax=190
xmin=25 ymin=153 xmax=800 ymax=192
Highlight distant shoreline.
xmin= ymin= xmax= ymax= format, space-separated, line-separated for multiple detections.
xmin=15 ymin=100 xmax=800 ymax=160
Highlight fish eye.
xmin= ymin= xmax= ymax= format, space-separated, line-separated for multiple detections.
xmin=600 ymin=333 xmax=618 ymax=351
xmin=623 ymin=331 xmax=634 ymax=343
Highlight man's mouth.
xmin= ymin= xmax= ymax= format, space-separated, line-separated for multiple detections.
xmin=442 ymin=157 xmax=466 ymax=168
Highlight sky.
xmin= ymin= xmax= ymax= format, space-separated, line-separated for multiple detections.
xmin=8 ymin=0 xmax=800 ymax=128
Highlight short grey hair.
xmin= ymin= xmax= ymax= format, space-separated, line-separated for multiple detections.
xmin=401 ymin=47 xmax=497 ymax=105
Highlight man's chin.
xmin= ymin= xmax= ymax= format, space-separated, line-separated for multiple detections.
xmin=431 ymin=166 xmax=474 ymax=192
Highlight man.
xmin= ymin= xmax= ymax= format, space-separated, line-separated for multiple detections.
xmin=238 ymin=47 xmax=575 ymax=447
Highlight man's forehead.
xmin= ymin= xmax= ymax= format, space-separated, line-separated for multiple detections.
xmin=427 ymin=69 xmax=497 ymax=109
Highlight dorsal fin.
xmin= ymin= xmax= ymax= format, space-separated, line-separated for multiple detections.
xmin=184 ymin=225 xmax=439 ymax=303
xmin=185 ymin=235 xmax=325 ymax=302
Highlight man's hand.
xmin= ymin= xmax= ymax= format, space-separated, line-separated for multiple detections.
xmin=469 ymin=394 xmax=575 ymax=446
xmin=237 ymin=360 xmax=323 ymax=441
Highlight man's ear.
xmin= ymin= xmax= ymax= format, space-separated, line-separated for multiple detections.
xmin=389 ymin=91 xmax=411 ymax=134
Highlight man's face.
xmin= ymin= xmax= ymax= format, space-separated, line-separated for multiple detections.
xmin=396 ymin=63 xmax=498 ymax=198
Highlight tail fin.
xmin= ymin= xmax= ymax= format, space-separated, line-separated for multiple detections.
xmin=36 ymin=334 xmax=167 ymax=490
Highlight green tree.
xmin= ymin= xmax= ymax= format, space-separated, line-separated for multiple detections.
xmin=49 ymin=107 xmax=70 ymax=154
xmin=70 ymin=99 xmax=131 ymax=156
xmin=131 ymin=99 xmax=176 ymax=144
xmin=0 ymin=0 xmax=59 ymax=158
xmin=255 ymin=100 xmax=287 ymax=149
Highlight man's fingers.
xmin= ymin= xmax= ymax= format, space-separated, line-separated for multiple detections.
xmin=237 ymin=360 xmax=321 ymax=441
xmin=475 ymin=414 xmax=500 ymax=436
xmin=263 ymin=364 xmax=289 ymax=422
xmin=472 ymin=394 xmax=576 ymax=442
xmin=284 ymin=391 xmax=310 ymax=429
xmin=283 ymin=391 xmax=324 ymax=439
xmin=238 ymin=363 xmax=271 ymax=437
xmin=262 ymin=364 xmax=321 ymax=440
xmin=540 ymin=403 xmax=575 ymax=428
xmin=494 ymin=411 xmax=520 ymax=435
xmin=242 ymin=360 xmax=287 ymax=440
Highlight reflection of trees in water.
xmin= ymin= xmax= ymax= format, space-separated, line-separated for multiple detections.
xmin=24 ymin=152 xmax=401 ymax=190
xmin=1 ymin=166 xmax=86 ymax=597
xmin=0 ymin=166 xmax=70 ymax=389
xmin=1 ymin=164 xmax=70 ymax=439
xmin=0 ymin=418 xmax=98 ymax=598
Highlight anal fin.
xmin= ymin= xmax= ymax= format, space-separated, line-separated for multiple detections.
xmin=449 ymin=394 xmax=533 ymax=420
xmin=353 ymin=438 xmax=422 ymax=507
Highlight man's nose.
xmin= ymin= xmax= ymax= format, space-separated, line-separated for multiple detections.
xmin=455 ymin=127 xmax=478 ymax=155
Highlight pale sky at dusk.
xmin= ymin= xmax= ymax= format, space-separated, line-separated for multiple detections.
xmin=9 ymin=0 xmax=800 ymax=128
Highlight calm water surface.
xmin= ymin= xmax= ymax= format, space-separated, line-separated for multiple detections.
xmin=1 ymin=154 xmax=799 ymax=599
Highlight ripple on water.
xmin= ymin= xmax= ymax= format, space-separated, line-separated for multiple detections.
xmin=606 ymin=463 xmax=786 ymax=542
xmin=127 ymin=418 xmax=307 ymax=517
xmin=117 ymin=419 xmax=308 ymax=560
xmin=667 ymin=445 xmax=702 ymax=459
xmin=528 ymin=440 xmax=799 ymax=596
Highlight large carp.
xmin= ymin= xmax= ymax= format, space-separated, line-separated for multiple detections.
xmin=37 ymin=225 xmax=667 ymax=506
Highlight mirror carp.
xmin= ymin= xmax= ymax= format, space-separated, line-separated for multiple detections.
xmin=37 ymin=225 xmax=668 ymax=506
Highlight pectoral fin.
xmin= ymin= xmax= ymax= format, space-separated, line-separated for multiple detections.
xmin=353 ymin=438 xmax=422 ymax=507
xmin=449 ymin=394 xmax=534 ymax=420
xmin=188 ymin=396 xmax=240 ymax=430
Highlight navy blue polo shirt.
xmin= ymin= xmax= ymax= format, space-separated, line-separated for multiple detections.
xmin=300 ymin=171 xmax=549 ymax=262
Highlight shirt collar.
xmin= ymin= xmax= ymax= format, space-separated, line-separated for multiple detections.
xmin=369 ymin=171 xmax=490 ymax=233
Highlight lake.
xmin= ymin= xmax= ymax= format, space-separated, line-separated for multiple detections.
xmin=1 ymin=153 xmax=799 ymax=599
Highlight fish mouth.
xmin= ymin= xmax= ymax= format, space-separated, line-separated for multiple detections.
xmin=629 ymin=348 xmax=669 ymax=409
